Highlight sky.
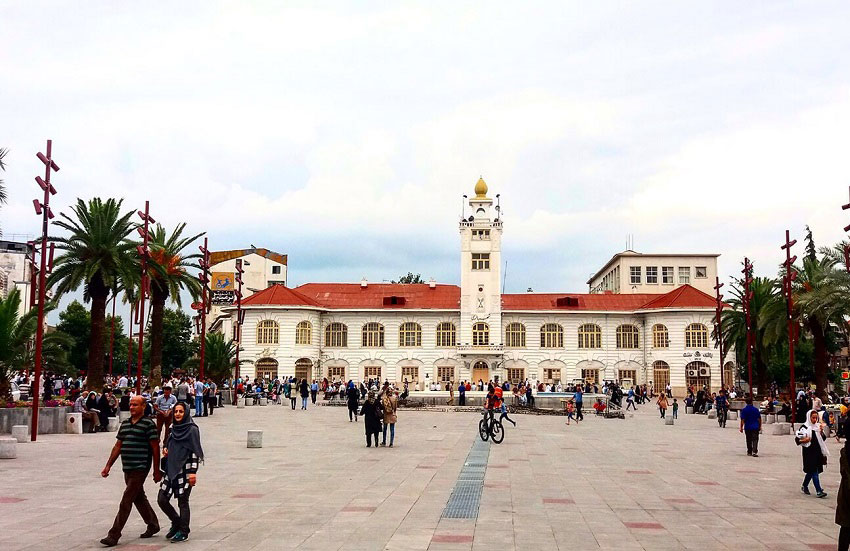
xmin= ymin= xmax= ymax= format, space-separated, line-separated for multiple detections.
xmin=2 ymin=1 xmax=850 ymax=324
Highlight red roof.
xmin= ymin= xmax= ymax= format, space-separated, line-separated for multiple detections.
xmin=638 ymin=284 xmax=718 ymax=310
xmin=295 ymin=283 xmax=461 ymax=310
xmin=241 ymin=285 xmax=320 ymax=307
xmin=240 ymin=283 xmax=717 ymax=311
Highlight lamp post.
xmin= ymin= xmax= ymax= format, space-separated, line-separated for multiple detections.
xmin=108 ymin=292 xmax=117 ymax=377
xmin=233 ymin=259 xmax=244 ymax=405
xmin=714 ymin=277 xmax=725 ymax=390
xmin=30 ymin=140 xmax=59 ymax=442
xmin=197 ymin=238 xmax=210 ymax=380
xmin=781 ymin=230 xmax=798 ymax=425
xmin=127 ymin=299 xmax=135 ymax=379
xmin=134 ymin=202 xmax=155 ymax=394
xmin=742 ymin=258 xmax=754 ymax=398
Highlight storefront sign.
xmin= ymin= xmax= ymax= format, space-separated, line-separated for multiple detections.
xmin=682 ymin=351 xmax=713 ymax=358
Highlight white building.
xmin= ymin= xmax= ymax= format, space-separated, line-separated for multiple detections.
xmin=0 ymin=240 xmax=35 ymax=319
xmin=226 ymin=179 xmax=735 ymax=396
xmin=588 ymin=251 xmax=719 ymax=296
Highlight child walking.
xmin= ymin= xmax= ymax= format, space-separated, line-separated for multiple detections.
xmin=565 ymin=399 xmax=577 ymax=425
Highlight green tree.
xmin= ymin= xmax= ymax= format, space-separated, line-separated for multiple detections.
xmin=146 ymin=308 xmax=195 ymax=378
xmin=183 ymin=332 xmax=243 ymax=384
xmin=56 ymin=300 xmax=91 ymax=374
xmin=147 ymin=223 xmax=202 ymax=387
xmin=0 ymin=289 xmax=72 ymax=399
xmin=393 ymin=272 xmax=424 ymax=284
xmin=48 ymin=198 xmax=136 ymax=389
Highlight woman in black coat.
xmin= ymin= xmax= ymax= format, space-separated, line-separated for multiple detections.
xmin=796 ymin=409 xmax=829 ymax=498
xmin=299 ymin=379 xmax=309 ymax=410
xmin=360 ymin=391 xmax=382 ymax=447
xmin=347 ymin=382 xmax=360 ymax=422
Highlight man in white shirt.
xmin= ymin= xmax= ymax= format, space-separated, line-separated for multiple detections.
xmin=193 ymin=378 xmax=204 ymax=416
xmin=117 ymin=375 xmax=128 ymax=388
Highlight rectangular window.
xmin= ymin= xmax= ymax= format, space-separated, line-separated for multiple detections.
xmin=402 ymin=366 xmax=419 ymax=382
xmin=629 ymin=266 xmax=641 ymax=285
xmin=543 ymin=368 xmax=561 ymax=384
xmin=646 ymin=266 xmax=658 ymax=284
xmin=695 ymin=266 xmax=707 ymax=278
xmin=678 ymin=266 xmax=690 ymax=284
xmin=364 ymin=366 xmax=381 ymax=380
xmin=272 ymin=265 xmax=281 ymax=274
xmin=472 ymin=229 xmax=490 ymax=240
xmin=662 ymin=266 xmax=674 ymax=284
xmin=328 ymin=366 xmax=345 ymax=380
xmin=436 ymin=366 xmax=454 ymax=382
xmin=471 ymin=253 xmax=490 ymax=270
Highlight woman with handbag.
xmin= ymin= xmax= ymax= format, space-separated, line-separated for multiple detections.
xmin=796 ymin=409 xmax=829 ymax=498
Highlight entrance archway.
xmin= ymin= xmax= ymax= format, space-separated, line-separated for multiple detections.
xmin=295 ymin=358 xmax=312 ymax=381
xmin=255 ymin=358 xmax=278 ymax=381
xmin=685 ymin=361 xmax=711 ymax=391
xmin=472 ymin=360 xmax=489 ymax=385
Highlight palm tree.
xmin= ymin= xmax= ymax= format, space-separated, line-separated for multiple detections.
xmin=718 ymin=276 xmax=781 ymax=394
xmin=48 ymin=198 xmax=136 ymax=389
xmin=0 ymin=289 xmax=72 ymax=399
xmin=146 ymin=223 xmax=202 ymax=387
xmin=183 ymin=332 xmax=245 ymax=384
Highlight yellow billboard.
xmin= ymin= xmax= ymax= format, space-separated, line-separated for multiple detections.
xmin=211 ymin=272 xmax=235 ymax=291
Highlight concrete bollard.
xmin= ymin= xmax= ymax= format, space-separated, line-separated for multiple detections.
xmin=727 ymin=411 xmax=738 ymax=420
xmin=247 ymin=430 xmax=263 ymax=448
xmin=665 ymin=416 xmax=674 ymax=425
xmin=237 ymin=397 xmax=246 ymax=409
xmin=107 ymin=417 xmax=120 ymax=432
xmin=119 ymin=411 xmax=131 ymax=422
xmin=772 ymin=422 xmax=791 ymax=435
xmin=0 ymin=437 xmax=17 ymax=459
xmin=686 ymin=406 xmax=694 ymax=414
xmin=11 ymin=425 xmax=28 ymax=443
xmin=65 ymin=412 xmax=83 ymax=435
xmin=259 ymin=397 xmax=268 ymax=406
xmin=707 ymin=410 xmax=717 ymax=419
xmin=764 ymin=414 xmax=775 ymax=425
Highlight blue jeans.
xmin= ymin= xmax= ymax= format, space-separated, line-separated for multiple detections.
xmin=382 ymin=423 xmax=395 ymax=445
xmin=195 ymin=396 xmax=203 ymax=417
xmin=302 ymin=397 xmax=308 ymax=409
xmin=803 ymin=472 xmax=823 ymax=493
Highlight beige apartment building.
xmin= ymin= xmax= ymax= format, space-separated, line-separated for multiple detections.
xmin=587 ymin=251 xmax=719 ymax=296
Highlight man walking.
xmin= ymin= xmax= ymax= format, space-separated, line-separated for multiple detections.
xmin=100 ymin=396 xmax=161 ymax=547
xmin=739 ymin=396 xmax=762 ymax=457
xmin=574 ymin=386 xmax=584 ymax=422
xmin=310 ymin=380 xmax=318 ymax=404
xmin=193 ymin=377 xmax=204 ymax=417
xmin=626 ymin=387 xmax=636 ymax=411
xmin=458 ymin=381 xmax=466 ymax=406
xmin=154 ymin=385 xmax=177 ymax=444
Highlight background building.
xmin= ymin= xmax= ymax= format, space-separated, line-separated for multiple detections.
xmin=587 ymin=251 xmax=719 ymax=295
xmin=0 ymin=240 xmax=35 ymax=319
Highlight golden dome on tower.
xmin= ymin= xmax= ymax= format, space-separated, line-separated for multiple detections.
xmin=474 ymin=177 xmax=489 ymax=199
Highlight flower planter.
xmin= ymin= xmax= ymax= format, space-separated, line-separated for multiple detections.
xmin=0 ymin=406 xmax=71 ymax=435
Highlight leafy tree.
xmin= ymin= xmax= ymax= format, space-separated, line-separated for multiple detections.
xmin=147 ymin=223 xmax=202 ymax=387
xmin=56 ymin=300 xmax=91 ymax=374
xmin=146 ymin=308 xmax=196 ymax=378
xmin=393 ymin=272 xmax=424 ymax=284
xmin=183 ymin=332 xmax=245 ymax=384
xmin=48 ymin=198 xmax=136 ymax=389
xmin=0 ymin=289 xmax=72 ymax=399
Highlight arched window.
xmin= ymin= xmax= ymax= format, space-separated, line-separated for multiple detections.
xmin=361 ymin=322 xmax=384 ymax=347
xmin=616 ymin=324 xmax=639 ymax=349
xmin=505 ymin=323 xmax=526 ymax=348
xmin=540 ymin=323 xmax=564 ymax=348
xmin=577 ymin=323 xmax=602 ymax=349
xmin=652 ymin=324 xmax=669 ymax=348
xmin=398 ymin=322 xmax=422 ymax=347
xmin=685 ymin=323 xmax=708 ymax=348
xmin=295 ymin=321 xmax=312 ymax=345
xmin=324 ymin=322 xmax=347 ymax=347
xmin=436 ymin=322 xmax=456 ymax=347
xmin=256 ymin=320 xmax=279 ymax=345
xmin=472 ymin=322 xmax=489 ymax=346
xmin=652 ymin=360 xmax=670 ymax=389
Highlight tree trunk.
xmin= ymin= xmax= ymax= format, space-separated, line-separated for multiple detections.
xmin=149 ymin=281 xmax=167 ymax=388
xmin=810 ymin=319 xmax=829 ymax=398
xmin=86 ymin=272 xmax=108 ymax=390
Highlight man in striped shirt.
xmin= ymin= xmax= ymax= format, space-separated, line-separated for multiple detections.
xmin=99 ymin=396 xmax=162 ymax=547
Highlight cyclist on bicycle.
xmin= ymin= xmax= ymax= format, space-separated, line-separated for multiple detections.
xmin=715 ymin=389 xmax=729 ymax=428
xmin=494 ymin=385 xmax=516 ymax=427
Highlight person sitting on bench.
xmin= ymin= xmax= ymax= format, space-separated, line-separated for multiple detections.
xmin=73 ymin=391 xmax=100 ymax=433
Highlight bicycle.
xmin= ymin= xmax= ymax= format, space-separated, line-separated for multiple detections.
xmin=479 ymin=408 xmax=504 ymax=444
xmin=717 ymin=406 xmax=728 ymax=428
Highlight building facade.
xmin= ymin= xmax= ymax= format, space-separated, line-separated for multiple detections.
xmin=226 ymin=180 xmax=735 ymax=396
xmin=587 ymin=251 xmax=719 ymax=296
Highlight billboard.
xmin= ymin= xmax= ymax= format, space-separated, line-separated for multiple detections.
xmin=210 ymin=272 xmax=235 ymax=305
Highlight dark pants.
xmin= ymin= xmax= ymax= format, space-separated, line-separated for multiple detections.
xmin=156 ymin=412 xmax=173 ymax=444
xmin=528 ymin=394 xmax=535 ymax=407
xmin=349 ymin=406 xmax=358 ymax=421
xmin=108 ymin=470 xmax=158 ymax=541
xmin=575 ymin=402 xmax=583 ymax=421
xmin=459 ymin=394 xmax=465 ymax=406
xmin=157 ymin=487 xmax=192 ymax=534
xmin=311 ymin=390 xmax=317 ymax=404
xmin=626 ymin=400 xmax=636 ymax=410
xmin=745 ymin=429 xmax=759 ymax=455
xmin=366 ymin=431 xmax=379 ymax=447
xmin=839 ymin=526 xmax=850 ymax=551
xmin=202 ymin=396 xmax=209 ymax=416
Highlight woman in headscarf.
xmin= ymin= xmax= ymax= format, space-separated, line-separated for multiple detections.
xmin=381 ymin=386 xmax=398 ymax=447
xmin=360 ymin=391 xmax=382 ymax=448
xmin=347 ymin=380 xmax=360 ymax=422
xmin=836 ymin=415 xmax=850 ymax=550
xmin=158 ymin=402 xmax=204 ymax=543
xmin=795 ymin=409 xmax=829 ymax=498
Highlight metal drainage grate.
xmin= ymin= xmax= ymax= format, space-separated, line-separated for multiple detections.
xmin=441 ymin=438 xmax=490 ymax=519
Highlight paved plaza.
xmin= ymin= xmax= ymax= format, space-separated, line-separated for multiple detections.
xmin=0 ymin=403 xmax=842 ymax=550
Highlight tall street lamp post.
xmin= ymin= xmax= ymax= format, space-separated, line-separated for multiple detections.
xmin=134 ymin=202 xmax=155 ymax=394
xmin=781 ymin=230 xmax=798 ymax=425
xmin=197 ymin=239 xmax=210 ymax=380
xmin=30 ymin=140 xmax=59 ymax=442
xmin=233 ymin=259 xmax=244 ymax=404
xmin=714 ymin=277 xmax=725 ymax=389
xmin=742 ymin=258 xmax=754 ymax=398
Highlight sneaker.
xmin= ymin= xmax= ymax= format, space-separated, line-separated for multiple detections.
xmin=801 ymin=486 xmax=810 ymax=495
xmin=100 ymin=538 xmax=118 ymax=547
xmin=140 ymin=526 xmax=160 ymax=538
xmin=747 ymin=452 xmax=752 ymax=456
xmin=389 ymin=444 xmax=393 ymax=448
xmin=752 ymin=453 xmax=758 ymax=458
xmin=166 ymin=526 xmax=179 ymax=539
xmin=817 ymin=491 xmax=828 ymax=498
xmin=381 ymin=442 xmax=386 ymax=447
xmin=171 ymin=531 xmax=189 ymax=543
